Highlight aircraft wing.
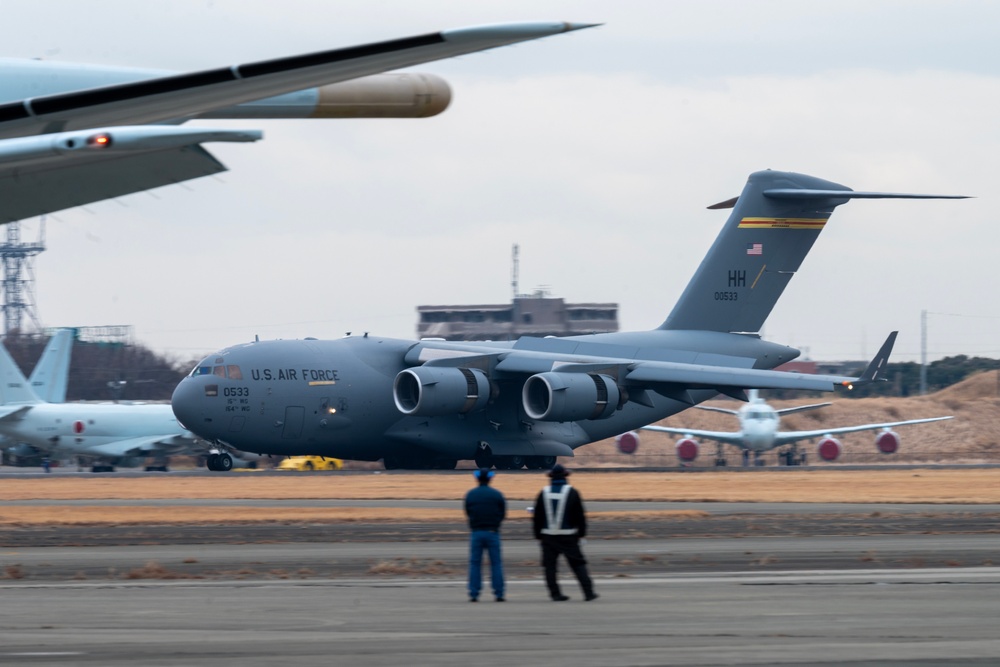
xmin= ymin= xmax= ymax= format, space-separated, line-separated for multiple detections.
xmin=0 ymin=22 xmax=592 ymax=139
xmin=0 ymin=405 xmax=32 ymax=422
xmin=83 ymin=434 xmax=196 ymax=459
xmin=0 ymin=126 xmax=261 ymax=223
xmin=0 ymin=22 xmax=591 ymax=222
xmin=771 ymin=416 xmax=954 ymax=445
xmin=639 ymin=424 xmax=746 ymax=447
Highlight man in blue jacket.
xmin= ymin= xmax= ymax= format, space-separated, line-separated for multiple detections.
xmin=464 ymin=468 xmax=506 ymax=602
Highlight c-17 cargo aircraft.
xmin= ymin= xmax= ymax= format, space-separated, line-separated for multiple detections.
xmin=617 ymin=389 xmax=952 ymax=467
xmin=0 ymin=330 xmax=196 ymax=472
xmin=171 ymin=170 xmax=967 ymax=471
xmin=0 ymin=21 xmax=593 ymax=223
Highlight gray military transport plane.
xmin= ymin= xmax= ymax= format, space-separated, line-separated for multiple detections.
xmin=0 ymin=21 xmax=592 ymax=223
xmin=171 ymin=170 xmax=967 ymax=471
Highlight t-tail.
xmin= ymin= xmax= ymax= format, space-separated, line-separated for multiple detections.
xmin=660 ymin=170 xmax=968 ymax=333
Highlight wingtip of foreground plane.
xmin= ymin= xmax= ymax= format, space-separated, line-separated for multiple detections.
xmin=441 ymin=21 xmax=602 ymax=43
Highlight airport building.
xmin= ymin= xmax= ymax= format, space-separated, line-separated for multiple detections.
xmin=416 ymin=291 xmax=619 ymax=341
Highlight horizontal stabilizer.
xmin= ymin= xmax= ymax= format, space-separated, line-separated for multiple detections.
xmin=764 ymin=189 xmax=971 ymax=201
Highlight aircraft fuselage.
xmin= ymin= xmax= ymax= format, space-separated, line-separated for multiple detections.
xmin=171 ymin=331 xmax=798 ymax=463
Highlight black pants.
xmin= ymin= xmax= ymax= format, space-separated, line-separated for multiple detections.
xmin=540 ymin=535 xmax=594 ymax=598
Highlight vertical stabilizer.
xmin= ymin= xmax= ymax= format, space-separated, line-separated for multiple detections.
xmin=29 ymin=329 xmax=74 ymax=403
xmin=660 ymin=171 xmax=967 ymax=333
xmin=0 ymin=339 xmax=42 ymax=405
xmin=661 ymin=171 xmax=848 ymax=333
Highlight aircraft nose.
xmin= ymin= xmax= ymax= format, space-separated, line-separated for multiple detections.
xmin=171 ymin=379 xmax=211 ymax=436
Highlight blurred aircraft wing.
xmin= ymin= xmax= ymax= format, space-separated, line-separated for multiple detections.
xmin=0 ymin=22 xmax=592 ymax=222
xmin=84 ymin=434 xmax=196 ymax=458
xmin=772 ymin=416 xmax=954 ymax=445
xmin=639 ymin=424 xmax=746 ymax=446
xmin=0 ymin=22 xmax=593 ymax=139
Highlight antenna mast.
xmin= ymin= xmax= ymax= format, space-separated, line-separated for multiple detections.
xmin=511 ymin=243 xmax=520 ymax=299
xmin=0 ymin=217 xmax=46 ymax=335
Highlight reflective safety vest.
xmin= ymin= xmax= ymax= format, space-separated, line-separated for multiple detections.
xmin=540 ymin=484 xmax=578 ymax=536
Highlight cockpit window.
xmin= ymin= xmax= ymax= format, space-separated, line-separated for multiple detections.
xmin=227 ymin=365 xmax=243 ymax=380
xmin=213 ymin=366 xmax=227 ymax=378
xmin=191 ymin=366 xmax=213 ymax=377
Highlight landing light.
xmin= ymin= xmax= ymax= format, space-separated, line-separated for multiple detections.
xmin=87 ymin=133 xmax=112 ymax=148
xmin=841 ymin=381 xmax=854 ymax=390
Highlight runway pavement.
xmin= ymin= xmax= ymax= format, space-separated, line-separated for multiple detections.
xmin=3 ymin=568 xmax=1000 ymax=665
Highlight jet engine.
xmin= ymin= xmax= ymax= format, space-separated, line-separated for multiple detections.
xmin=393 ymin=366 xmax=491 ymax=417
xmin=615 ymin=431 xmax=639 ymax=455
xmin=876 ymin=430 xmax=900 ymax=454
xmin=817 ymin=436 xmax=843 ymax=462
xmin=522 ymin=372 xmax=621 ymax=422
xmin=675 ymin=437 xmax=699 ymax=463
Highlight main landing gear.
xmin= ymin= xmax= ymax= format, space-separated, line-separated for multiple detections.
xmin=206 ymin=452 xmax=234 ymax=471
xmin=779 ymin=445 xmax=807 ymax=466
xmin=714 ymin=443 xmax=728 ymax=467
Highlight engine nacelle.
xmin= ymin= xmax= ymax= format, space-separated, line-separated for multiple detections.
xmin=817 ymin=436 xmax=843 ymax=462
xmin=615 ymin=431 xmax=639 ymax=455
xmin=393 ymin=366 xmax=491 ymax=417
xmin=675 ymin=437 xmax=700 ymax=463
xmin=876 ymin=430 xmax=900 ymax=454
xmin=522 ymin=372 xmax=621 ymax=422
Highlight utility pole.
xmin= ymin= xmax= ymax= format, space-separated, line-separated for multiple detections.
xmin=919 ymin=309 xmax=927 ymax=395
xmin=511 ymin=243 xmax=520 ymax=299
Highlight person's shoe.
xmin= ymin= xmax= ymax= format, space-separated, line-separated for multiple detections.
xmin=495 ymin=596 xmax=505 ymax=602
xmin=469 ymin=596 xmax=478 ymax=602
xmin=551 ymin=594 xmax=570 ymax=601
xmin=585 ymin=592 xmax=599 ymax=602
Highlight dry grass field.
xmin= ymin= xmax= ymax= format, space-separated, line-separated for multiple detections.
xmin=3 ymin=468 xmax=1000 ymax=525
xmin=576 ymin=370 xmax=1000 ymax=467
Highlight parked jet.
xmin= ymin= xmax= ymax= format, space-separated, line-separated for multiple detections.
xmin=171 ymin=170 xmax=967 ymax=471
xmin=0 ymin=331 xmax=196 ymax=472
xmin=0 ymin=21 xmax=592 ymax=223
xmin=620 ymin=389 xmax=952 ymax=466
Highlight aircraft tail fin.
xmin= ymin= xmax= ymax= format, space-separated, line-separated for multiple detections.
xmin=660 ymin=171 xmax=968 ymax=333
xmin=853 ymin=331 xmax=897 ymax=386
xmin=0 ymin=339 xmax=42 ymax=405
xmin=29 ymin=329 xmax=74 ymax=403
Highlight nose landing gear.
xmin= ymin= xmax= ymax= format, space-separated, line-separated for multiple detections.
xmin=206 ymin=451 xmax=234 ymax=471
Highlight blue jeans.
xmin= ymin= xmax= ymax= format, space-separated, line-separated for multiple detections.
xmin=468 ymin=530 xmax=504 ymax=599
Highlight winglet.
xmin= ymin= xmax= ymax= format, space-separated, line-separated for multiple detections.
xmin=842 ymin=331 xmax=897 ymax=388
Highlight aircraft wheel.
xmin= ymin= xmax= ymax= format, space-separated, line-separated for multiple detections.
xmin=525 ymin=456 xmax=543 ymax=470
xmin=304 ymin=461 xmax=314 ymax=471
xmin=217 ymin=453 xmax=234 ymax=472
xmin=506 ymin=455 xmax=526 ymax=470
xmin=539 ymin=456 xmax=557 ymax=470
xmin=206 ymin=454 xmax=219 ymax=471
xmin=382 ymin=456 xmax=400 ymax=470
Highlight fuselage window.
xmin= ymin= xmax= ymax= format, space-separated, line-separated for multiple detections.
xmin=213 ymin=366 xmax=227 ymax=378
xmin=191 ymin=366 xmax=213 ymax=377
xmin=227 ymin=365 xmax=243 ymax=380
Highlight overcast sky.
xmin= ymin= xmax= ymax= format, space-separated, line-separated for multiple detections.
xmin=3 ymin=1 xmax=998 ymax=365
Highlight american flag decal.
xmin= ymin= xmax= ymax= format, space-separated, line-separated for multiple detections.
xmin=746 ymin=242 xmax=763 ymax=255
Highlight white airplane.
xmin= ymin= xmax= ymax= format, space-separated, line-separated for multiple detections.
xmin=0 ymin=21 xmax=593 ymax=223
xmin=0 ymin=330 xmax=195 ymax=472
xmin=617 ymin=390 xmax=952 ymax=466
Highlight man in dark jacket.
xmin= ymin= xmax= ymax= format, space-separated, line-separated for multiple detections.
xmin=464 ymin=468 xmax=506 ymax=602
xmin=532 ymin=464 xmax=597 ymax=601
